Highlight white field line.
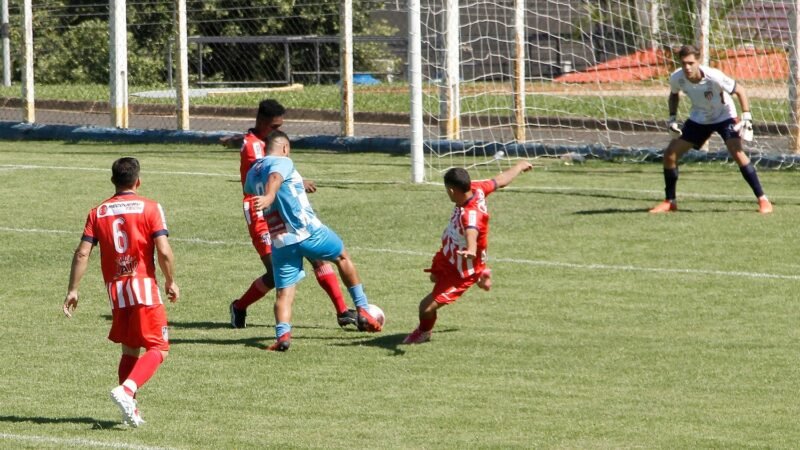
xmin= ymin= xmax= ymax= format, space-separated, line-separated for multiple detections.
xmin=3 ymin=162 xmax=799 ymax=201
xmin=1 ymin=226 xmax=798 ymax=281
xmin=0 ymin=432 xmax=176 ymax=450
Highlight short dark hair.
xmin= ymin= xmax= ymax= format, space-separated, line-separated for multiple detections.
xmin=266 ymin=130 xmax=290 ymax=153
xmin=111 ymin=157 xmax=140 ymax=189
xmin=443 ymin=167 xmax=471 ymax=192
xmin=678 ymin=45 xmax=700 ymax=59
xmin=257 ymin=99 xmax=286 ymax=121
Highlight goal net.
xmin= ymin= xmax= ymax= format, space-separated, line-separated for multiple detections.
xmin=414 ymin=0 xmax=798 ymax=180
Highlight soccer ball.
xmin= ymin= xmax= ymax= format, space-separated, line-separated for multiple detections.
xmin=366 ymin=304 xmax=385 ymax=327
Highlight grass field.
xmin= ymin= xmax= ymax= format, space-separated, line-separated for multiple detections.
xmin=1 ymin=141 xmax=799 ymax=449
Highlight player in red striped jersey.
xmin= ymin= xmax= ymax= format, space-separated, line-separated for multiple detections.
xmin=230 ymin=99 xmax=356 ymax=329
xmin=403 ymin=160 xmax=532 ymax=345
xmin=63 ymin=157 xmax=179 ymax=427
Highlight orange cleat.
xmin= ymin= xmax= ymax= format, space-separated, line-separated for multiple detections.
xmin=649 ymin=200 xmax=677 ymax=214
xmin=356 ymin=307 xmax=383 ymax=332
xmin=266 ymin=332 xmax=291 ymax=352
xmin=758 ymin=197 xmax=773 ymax=214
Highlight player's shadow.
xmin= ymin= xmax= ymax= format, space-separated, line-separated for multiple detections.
xmin=574 ymin=207 xmax=651 ymax=215
xmin=170 ymin=336 xmax=270 ymax=350
xmin=0 ymin=415 xmax=118 ymax=430
xmin=331 ymin=328 xmax=459 ymax=356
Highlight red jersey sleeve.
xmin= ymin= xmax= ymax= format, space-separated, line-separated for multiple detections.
xmin=146 ymin=201 xmax=169 ymax=239
xmin=471 ymin=179 xmax=497 ymax=197
xmin=239 ymin=132 xmax=266 ymax=188
xmin=82 ymin=209 xmax=98 ymax=244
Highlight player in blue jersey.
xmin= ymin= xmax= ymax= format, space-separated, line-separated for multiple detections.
xmin=649 ymin=44 xmax=772 ymax=214
xmin=244 ymin=130 xmax=383 ymax=351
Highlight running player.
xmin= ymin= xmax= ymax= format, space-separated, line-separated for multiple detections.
xmin=649 ymin=44 xmax=772 ymax=214
xmin=230 ymin=99 xmax=356 ymax=329
xmin=244 ymin=130 xmax=383 ymax=352
xmin=403 ymin=161 xmax=532 ymax=345
xmin=63 ymin=157 xmax=179 ymax=427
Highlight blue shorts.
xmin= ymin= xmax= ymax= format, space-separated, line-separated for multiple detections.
xmin=680 ymin=118 xmax=740 ymax=147
xmin=271 ymin=225 xmax=344 ymax=289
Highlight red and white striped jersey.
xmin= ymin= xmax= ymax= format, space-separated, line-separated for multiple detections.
xmin=437 ymin=179 xmax=497 ymax=278
xmin=81 ymin=192 xmax=168 ymax=310
xmin=240 ymin=129 xmax=266 ymax=198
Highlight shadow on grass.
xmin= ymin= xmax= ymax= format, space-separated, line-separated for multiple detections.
xmin=330 ymin=328 xmax=459 ymax=356
xmin=170 ymin=336 xmax=269 ymax=350
xmin=0 ymin=415 xmax=118 ymax=430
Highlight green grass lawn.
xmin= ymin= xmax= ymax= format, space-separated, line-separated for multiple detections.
xmin=1 ymin=141 xmax=798 ymax=448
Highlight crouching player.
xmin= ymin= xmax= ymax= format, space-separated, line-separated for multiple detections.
xmin=403 ymin=160 xmax=532 ymax=345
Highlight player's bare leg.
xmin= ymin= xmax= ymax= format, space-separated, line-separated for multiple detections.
xmin=650 ymin=138 xmax=693 ymax=213
xmin=403 ymin=294 xmax=441 ymax=344
xmin=725 ymin=138 xmax=772 ymax=214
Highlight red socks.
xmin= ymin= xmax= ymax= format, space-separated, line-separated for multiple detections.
xmin=314 ymin=264 xmax=348 ymax=314
xmin=234 ymin=276 xmax=269 ymax=310
xmin=118 ymin=354 xmax=138 ymax=385
xmin=122 ymin=349 xmax=164 ymax=396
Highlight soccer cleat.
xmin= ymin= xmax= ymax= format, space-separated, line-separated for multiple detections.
xmin=648 ymin=200 xmax=677 ymax=214
xmin=477 ymin=269 xmax=492 ymax=291
xmin=230 ymin=300 xmax=247 ymax=328
xmin=336 ymin=309 xmax=358 ymax=328
xmin=356 ymin=307 xmax=382 ymax=332
xmin=110 ymin=386 xmax=145 ymax=427
xmin=758 ymin=197 xmax=773 ymax=214
xmin=402 ymin=328 xmax=432 ymax=345
xmin=267 ymin=332 xmax=291 ymax=352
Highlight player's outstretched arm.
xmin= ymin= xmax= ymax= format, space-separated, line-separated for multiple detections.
xmin=494 ymin=160 xmax=533 ymax=188
xmin=253 ymin=172 xmax=285 ymax=211
xmin=63 ymin=240 xmax=93 ymax=318
xmin=155 ymin=236 xmax=180 ymax=302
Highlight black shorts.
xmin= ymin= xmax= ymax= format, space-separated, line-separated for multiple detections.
xmin=680 ymin=118 xmax=740 ymax=147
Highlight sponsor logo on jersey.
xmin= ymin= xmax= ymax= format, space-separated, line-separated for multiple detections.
xmin=98 ymin=201 xmax=145 ymax=218
xmin=704 ymin=90 xmax=713 ymax=101
xmin=115 ymin=255 xmax=139 ymax=278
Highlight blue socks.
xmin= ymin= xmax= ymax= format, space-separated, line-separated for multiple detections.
xmin=275 ymin=322 xmax=291 ymax=339
xmin=347 ymin=284 xmax=368 ymax=309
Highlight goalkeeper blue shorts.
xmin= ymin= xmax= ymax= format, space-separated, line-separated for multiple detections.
xmin=681 ymin=118 xmax=739 ymax=147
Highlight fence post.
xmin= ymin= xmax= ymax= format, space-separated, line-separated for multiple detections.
xmin=21 ymin=0 xmax=33 ymax=123
xmin=109 ymin=0 xmax=129 ymax=128
xmin=175 ymin=0 xmax=189 ymax=130
xmin=2 ymin=0 xmax=10 ymax=87
xmin=789 ymin=1 xmax=800 ymax=153
xmin=340 ymin=0 xmax=354 ymax=136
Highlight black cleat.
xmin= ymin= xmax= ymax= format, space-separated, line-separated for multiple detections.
xmin=230 ymin=300 xmax=247 ymax=328
xmin=336 ymin=309 xmax=358 ymax=328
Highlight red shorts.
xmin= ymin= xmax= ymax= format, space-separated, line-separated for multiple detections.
xmin=243 ymin=197 xmax=272 ymax=257
xmin=426 ymin=252 xmax=480 ymax=305
xmin=108 ymin=304 xmax=170 ymax=351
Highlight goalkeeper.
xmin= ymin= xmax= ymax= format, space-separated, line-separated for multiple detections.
xmin=649 ymin=44 xmax=772 ymax=214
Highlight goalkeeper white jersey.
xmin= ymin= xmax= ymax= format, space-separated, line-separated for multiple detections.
xmin=669 ymin=66 xmax=738 ymax=125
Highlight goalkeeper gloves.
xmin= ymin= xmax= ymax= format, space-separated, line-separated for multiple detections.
xmin=734 ymin=112 xmax=753 ymax=142
xmin=667 ymin=115 xmax=681 ymax=137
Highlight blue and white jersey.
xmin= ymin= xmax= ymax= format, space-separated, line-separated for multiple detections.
xmin=244 ymin=156 xmax=323 ymax=248
xmin=669 ymin=66 xmax=738 ymax=125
